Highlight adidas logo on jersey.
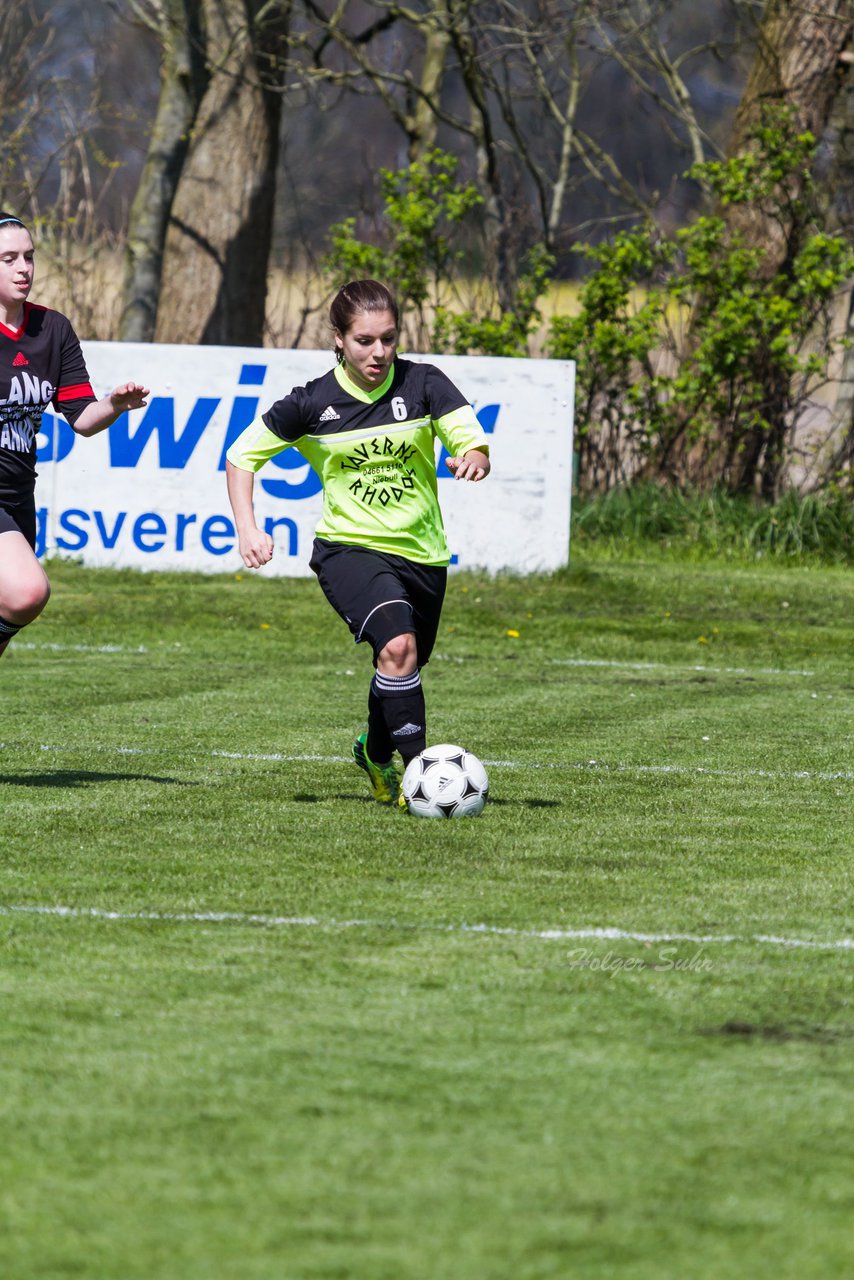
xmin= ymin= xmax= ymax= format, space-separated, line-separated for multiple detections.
xmin=12 ymin=352 xmax=28 ymax=367
xmin=319 ymin=405 xmax=340 ymax=422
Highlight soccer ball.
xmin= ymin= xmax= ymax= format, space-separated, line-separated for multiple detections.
xmin=402 ymin=744 xmax=489 ymax=818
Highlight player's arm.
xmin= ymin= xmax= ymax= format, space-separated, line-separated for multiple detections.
xmin=72 ymin=383 xmax=150 ymax=437
xmin=226 ymin=459 xmax=274 ymax=568
xmin=433 ymin=397 xmax=491 ymax=482
xmin=446 ymin=448 xmax=490 ymax=481
xmin=225 ymin=412 xmax=298 ymax=569
xmin=54 ymin=317 xmax=149 ymax=437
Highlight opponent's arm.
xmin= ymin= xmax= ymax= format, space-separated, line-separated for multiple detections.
xmin=226 ymin=459 xmax=274 ymax=568
xmin=72 ymin=383 xmax=150 ymax=437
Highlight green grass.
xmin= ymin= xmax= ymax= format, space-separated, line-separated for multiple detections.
xmin=572 ymin=484 xmax=854 ymax=564
xmin=1 ymin=556 xmax=852 ymax=1279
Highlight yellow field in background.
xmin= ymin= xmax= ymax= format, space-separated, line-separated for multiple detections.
xmin=34 ymin=249 xmax=586 ymax=351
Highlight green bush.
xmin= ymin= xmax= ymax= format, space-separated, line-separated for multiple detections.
xmin=548 ymin=107 xmax=854 ymax=498
xmin=323 ymin=149 xmax=483 ymax=349
xmin=323 ymin=149 xmax=552 ymax=357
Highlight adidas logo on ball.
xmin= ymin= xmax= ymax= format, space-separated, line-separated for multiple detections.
xmin=402 ymin=744 xmax=489 ymax=818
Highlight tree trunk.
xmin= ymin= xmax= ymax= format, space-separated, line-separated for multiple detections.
xmin=120 ymin=0 xmax=207 ymax=342
xmin=155 ymin=0 xmax=291 ymax=346
xmin=722 ymin=0 xmax=853 ymax=494
xmin=726 ymin=0 xmax=853 ymax=275
xmin=823 ymin=30 xmax=854 ymax=489
xmin=448 ymin=3 xmax=514 ymax=313
xmin=406 ymin=0 xmax=451 ymax=162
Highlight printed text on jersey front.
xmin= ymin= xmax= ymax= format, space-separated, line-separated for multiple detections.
xmin=339 ymin=433 xmax=420 ymax=508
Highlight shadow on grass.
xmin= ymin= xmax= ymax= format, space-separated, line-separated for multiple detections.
xmin=291 ymin=792 xmax=562 ymax=810
xmin=701 ymin=1020 xmax=853 ymax=1044
xmin=490 ymin=797 xmax=561 ymax=809
xmin=1 ymin=770 xmax=196 ymax=788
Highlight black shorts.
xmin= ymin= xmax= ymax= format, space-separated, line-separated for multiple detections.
xmin=309 ymin=538 xmax=447 ymax=667
xmin=0 ymin=498 xmax=37 ymax=550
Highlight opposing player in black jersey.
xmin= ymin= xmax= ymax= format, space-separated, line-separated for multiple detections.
xmin=0 ymin=212 xmax=149 ymax=661
xmin=226 ymin=279 xmax=491 ymax=807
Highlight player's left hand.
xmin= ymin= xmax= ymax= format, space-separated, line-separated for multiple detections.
xmin=110 ymin=382 xmax=150 ymax=413
xmin=446 ymin=450 xmax=490 ymax=481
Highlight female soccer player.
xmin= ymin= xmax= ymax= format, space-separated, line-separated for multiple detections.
xmin=0 ymin=212 xmax=149 ymax=660
xmin=226 ymin=279 xmax=491 ymax=806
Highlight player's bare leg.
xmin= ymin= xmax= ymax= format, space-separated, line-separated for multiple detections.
xmin=0 ymin=530 xmax=50 ymax=659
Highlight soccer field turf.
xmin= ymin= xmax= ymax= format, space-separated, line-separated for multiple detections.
xmin=1 ymin=556 xmax=852 ymax=1279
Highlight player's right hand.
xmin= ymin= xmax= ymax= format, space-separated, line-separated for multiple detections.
xmin=238 ymin=527 xmax=274 ymax=569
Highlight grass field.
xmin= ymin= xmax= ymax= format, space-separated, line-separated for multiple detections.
xmin=1 ymin=554 xmax=852 ymax=1279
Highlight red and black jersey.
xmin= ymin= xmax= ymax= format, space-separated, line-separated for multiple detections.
xmin=0 ymin=302 xmax=95 ymax=504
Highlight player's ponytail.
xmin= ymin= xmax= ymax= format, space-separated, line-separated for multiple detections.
xmin=330 ymin=280 xmax=400 ymax=360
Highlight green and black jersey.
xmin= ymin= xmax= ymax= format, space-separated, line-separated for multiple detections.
xmin=227 ymin=357 xmax=489 ymax=565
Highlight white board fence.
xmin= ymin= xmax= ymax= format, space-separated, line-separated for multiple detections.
xmin=34 ymin=343 xmax=575 ymax=575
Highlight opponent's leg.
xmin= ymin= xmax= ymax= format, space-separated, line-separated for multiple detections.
xmin=0 ymin=529 xmax=50 ymax=660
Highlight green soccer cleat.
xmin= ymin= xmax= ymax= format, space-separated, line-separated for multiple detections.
xmin=352 ymin=733 xmax=402 ymax=805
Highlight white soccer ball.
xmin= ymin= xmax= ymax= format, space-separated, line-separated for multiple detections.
xmin=402 ymin=744 xmax=489 ymax=818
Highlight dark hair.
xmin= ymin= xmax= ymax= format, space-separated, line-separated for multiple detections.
xmin=0 ymin=211 xmax=27 ymax=232
xmin=329 ymin=280 xmax=399 ymax=360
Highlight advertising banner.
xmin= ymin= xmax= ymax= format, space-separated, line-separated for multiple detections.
xmin=34 ymin=343 xmax=575 ymax=576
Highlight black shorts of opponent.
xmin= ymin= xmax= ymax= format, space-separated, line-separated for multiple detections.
xmin=0 ymin=499 xmax=37 ymax=550
xmin=309 ymin=538 xmax=447 ymax=667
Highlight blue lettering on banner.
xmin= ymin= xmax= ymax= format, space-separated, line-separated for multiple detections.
xmin=176 ymin=513 xmax=197 ymax=550
xmin=109 ymin=397 xmax=219 ymax=468
xmin=41 ymin=506 xmax=301 ymax=560
xmin=201 ymin=515 xmax=234 ymax=556
xmin=35 ymin=507 xmax=47 ymax=559
xmin=37 ymin=362 xmax=503 ymax=571
xmin=57 ymin=508 xmax=90 ymax=551
xmin=36 ymin=412 xmax=76 ymax=463
xmin=259 ymin=450 xmax=323 ymax=501
xmin=217 ymin=367 xmax=267 ymax=467
xmin=264 ymin=516 xmax=298 ymax=555
xmin=218 ymin=397 xmax=262 ymax=469
xmin=44 ymin=359 xmax=500 ymax=488
xmin=93 ymin=511 xmax=127 ymax=548
xmin=134 ymin=513 xmax=168 ymax=552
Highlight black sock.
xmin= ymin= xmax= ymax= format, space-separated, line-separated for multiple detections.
xmin=370 ymin=669 xmax=426 ymax=764
xmin=0 ymin=616 xmax=22 ymax=643
xmin=366 ymin=682 xmax=393 ymax=764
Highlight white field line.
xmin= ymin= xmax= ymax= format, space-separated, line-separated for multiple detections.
xmin=549 ymin=657 xmax=818 ymax=678
xmin=11 ymin=640 xmax=148 ymax=654
xmin=11 ymin=639 xmax=822 ymax=679
xmin=2 ymin=903 xmax=851 ymax=951
xmin=1 ymin=741 xmax=851 ymax=783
